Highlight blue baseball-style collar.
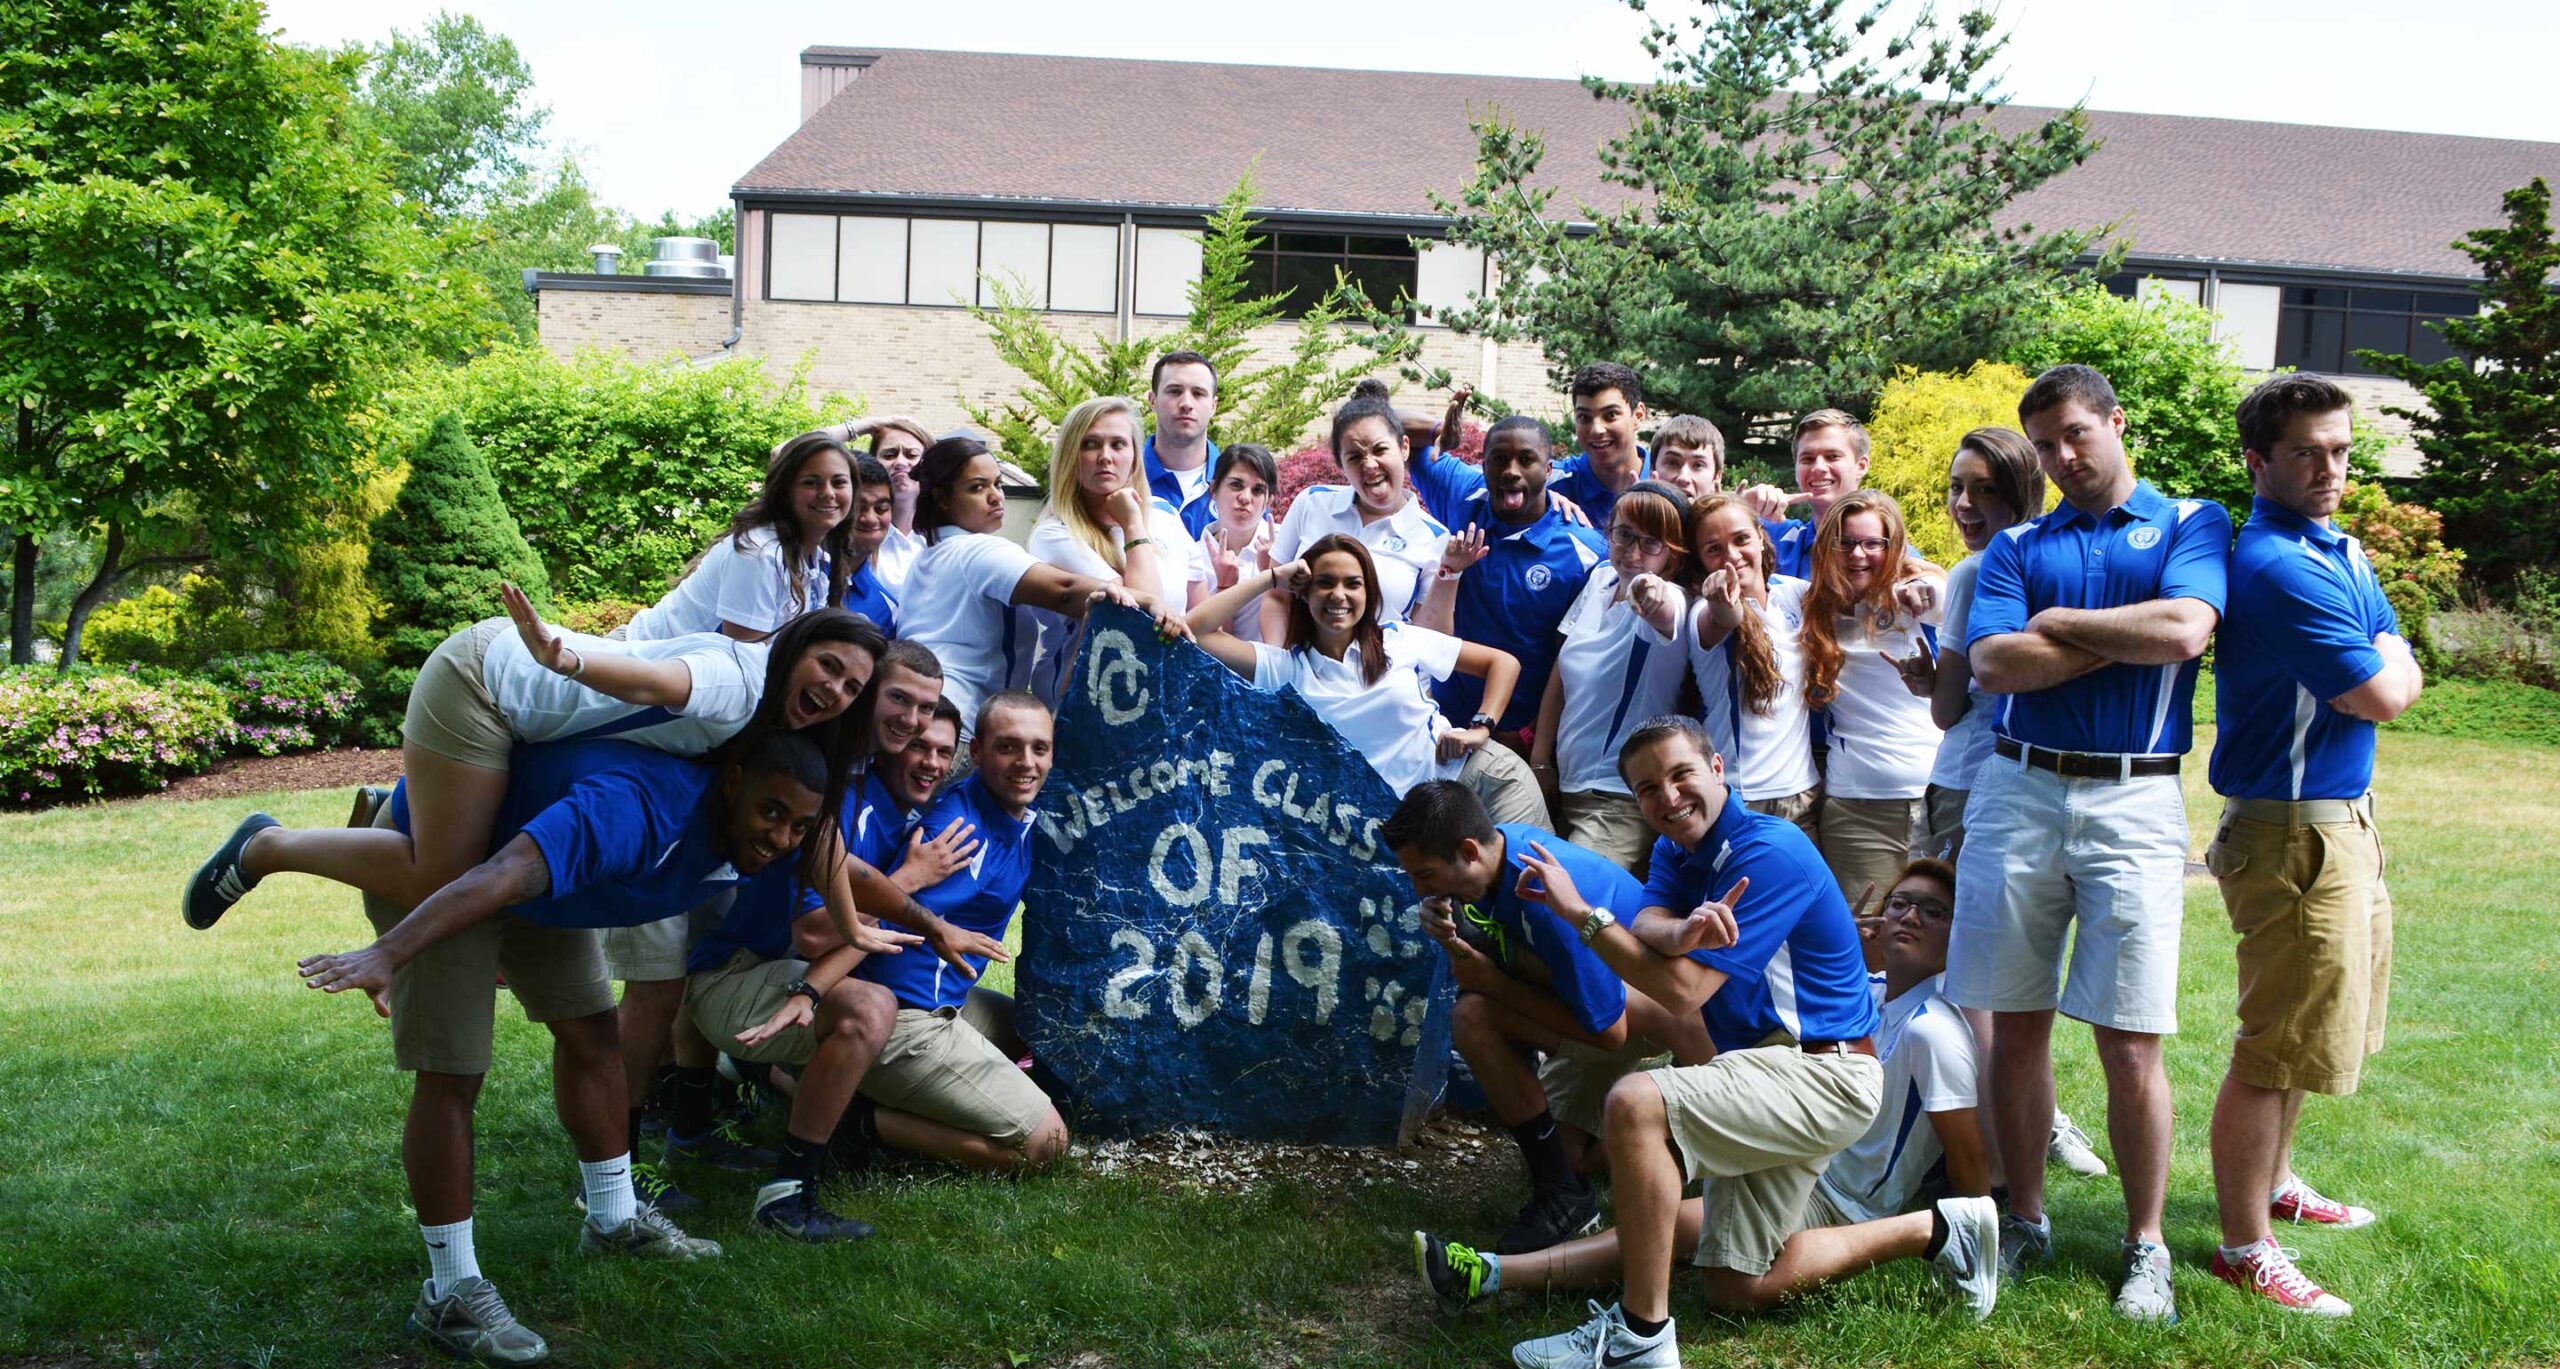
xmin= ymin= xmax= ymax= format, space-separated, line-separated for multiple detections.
xmin=2038 ymin=478 xmax=2172 ymax=534
xmin=2247 ymin=495 xmax=2349 ymax=549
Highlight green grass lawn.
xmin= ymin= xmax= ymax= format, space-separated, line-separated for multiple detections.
xmin=3 ymin=728 xmax=2556 ymax=1367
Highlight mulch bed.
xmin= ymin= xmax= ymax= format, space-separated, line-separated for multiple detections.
xmin=138 ymin=746 xmax=404 ymax=805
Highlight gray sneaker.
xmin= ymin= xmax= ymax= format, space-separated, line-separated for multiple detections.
xmin=2049 ymin=1112 xmax=2110 ymax=1177
xmin=1998 ymin=1210 xmax=2051 ymax=1284
xmin=1931 ymin=1196 xmax=2001 ymax=1320
xmin=1510 ymin=1301 xmax=1677 ymax=1369
xmin=578 ymin=1204 xmax=722 ymax=1260
xmin=407 ymin=1276 xmax=549 ymax=1365
xmin=2114 ymin=1238 xmax=2179 ymax=1323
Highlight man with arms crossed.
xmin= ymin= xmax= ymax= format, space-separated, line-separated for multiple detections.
xmin=2203 ymin=375 xmax=2419 ymax=1316
xmin=1956 ymin=363 xmax=2231 ymax=1322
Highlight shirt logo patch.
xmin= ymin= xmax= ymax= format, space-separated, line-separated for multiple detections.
xmin=2127 ymin=526 xmax=2163 ymax=550
xmin=1381 ymin=533 xmax=1407 ymax=553
xmin=1526 ymin=564 xmax=1555 ymax=591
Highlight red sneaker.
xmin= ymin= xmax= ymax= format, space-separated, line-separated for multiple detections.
xmin=2271 ymin=1176 xmax=2377 ymax=1229
xmin=2213 ymin=1242 xmax=2351 ymax=1317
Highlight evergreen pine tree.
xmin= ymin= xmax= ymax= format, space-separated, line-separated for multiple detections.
xmin=368 ymin=413 xmax=549 ymax=668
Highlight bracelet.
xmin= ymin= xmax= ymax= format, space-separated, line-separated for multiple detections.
xmin=557 ymin=645 xmax=586 ymax=679
xmin=1124 ymin=536 xmax=1155 ymax=551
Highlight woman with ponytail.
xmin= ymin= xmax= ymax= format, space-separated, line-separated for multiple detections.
xmin=1683 ymin=494 xmax=1822 ymax=840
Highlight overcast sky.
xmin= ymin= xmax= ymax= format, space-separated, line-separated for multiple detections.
xmin=266 ymin=0 xmax=2560 ymax=221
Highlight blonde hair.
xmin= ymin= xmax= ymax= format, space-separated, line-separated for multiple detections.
xmin=1044 ymin=395 xmax=1146 ymax=574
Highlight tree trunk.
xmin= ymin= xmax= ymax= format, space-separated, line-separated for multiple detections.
xmin=57 ymin=521 xmax=126 ymax=672
xmin=8 ymin=530 xmax=31 ymax=666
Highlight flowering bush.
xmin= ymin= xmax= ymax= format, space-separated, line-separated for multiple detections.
xmin=201 ymin=652 xmax=365 ymax=756
xmin=1271 ymin=418 xmax=1481 ymax=523
xmin=0 ymin=667 xmax=237 ymax=805
xmin=558 ymin=599 xmax=647 ymax=637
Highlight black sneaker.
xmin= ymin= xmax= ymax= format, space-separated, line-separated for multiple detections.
xmin=1495 ymin=1177 xmax=1601 ymax=1255
xmin=347 ymin=784 xmax=390 ymax=830
xmin=753 ymin=1179 xmax=876 ymax=1243
xmin=183 ymin=812 xmax=280 ymax=930
xmin=666 ymin=1117 xmax=779 ymax=1173
xmin=1413 ymin=1231 xmax=1497 ymax=1314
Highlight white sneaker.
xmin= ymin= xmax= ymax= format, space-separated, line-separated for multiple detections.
xmin=1511 ymin=1301 xmax=1678 ymax=1369
xmin=408 ymin=1276 xmax=549 ymax=1364
xmin=1931 ymin=1196 xmax=2000 ymax=1320
xmin=2114 ymin=1238 xmax=2179 ymax=1323
xmin=2048 ymin=1112 xmax=2109 ymax=1177
xmin=2271 ymin=1175 xmax=2377 ymax=1229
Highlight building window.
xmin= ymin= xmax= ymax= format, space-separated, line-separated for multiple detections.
xmin=2275 ymin=286 xmax=2475 ymax=374
xmin=1134 ymin=228 xmax=1201 ymax=317
xmin=764 ymin=213 xmax=1120 ymax=313
xmin=1246 ymin=232 xmax=1418 ymax=319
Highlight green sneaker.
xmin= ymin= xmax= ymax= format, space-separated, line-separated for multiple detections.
xmin=1413 ymin=1231 xmax=1496 ymax=1314
xmin=578 ymin=1205 xmax=721 ymax=1261
xmin=407 ymin=1276 xmax=548 ymax=1364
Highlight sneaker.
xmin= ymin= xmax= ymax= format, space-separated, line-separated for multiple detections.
xmin=1495 ymin=1177 xmax=1601 ymax=1255
xmin=2271 ymin=1176 xmax=2377 ymax=1229
xmin=407 ymin=1275 xmax=549 ymax=1365
xmin=1997 ymin=1210 xmax=2051 ymax=1285
xmin=347 ymin=784 xmax=390 ymax=830
xmin=183 ymin=812 xmax=279 ymax=930
xmin=578 ymin=1205 xmax=722 ymax=1261
xmin=665 ymin=1117 xmax=779 ymax=1173
xmin=752 ymin=1178 xmax=876 ymax=1243
xmin=1510 ymin=1301 xmax=1676 ymax=1369
xmin=2048 ymin=1112 xmax=2110 ymax=1178
xmin=2213 ymin=1241 xmax=2352 ymax=1317
xmin=1930 ymin=1196 xmax=2000 ymax=1321
xmin=1412 ymin=1231 xmax=1496 ymax=1315
xmin=2113 ymin=1238 xmax=2179 ymax=1323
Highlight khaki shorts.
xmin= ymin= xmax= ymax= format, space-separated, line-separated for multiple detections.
xmin=358 ymin=800 xmax=613 ymax=1075
xmin=1818 ymin=795 xmax=1925 ymax=911
xmin=1558 ymin=790 xmax=1655 ymax=879
xmin=404 ymin=618 xmax=513 ymax=770
xmin=1921 ymin=784 xmax=1969 ymax=863
xmin=859 ymin=990 xmax=1052 ymax=1149
xmin=1459 ymin=743 xmax=1553 ymax=831
xmin=1650 ymin=1046 xmax=1882 ymax=1276
xmin=2206 ymin=804 xmax=2393 ymax=1095
xmin=1537 ymin=1034 xmax=1671 ymax=1139
xmin=689 ymin=948 xmax=817 ymax=1067
xmin=1746 ymin=785 xmax=1821 ymax=844
xmin=601 ymin=891 xmax=735 ymax=983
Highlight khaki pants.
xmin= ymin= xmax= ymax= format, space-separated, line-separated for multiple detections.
xmin=1818 ymin=794 xmax=1925 ymax=911
xmin=402 ymin=618 xmax=512 ymax=769
xmin=1459 ymin=740 xmax=1552 ymax=830
xmin=2206 ymin=803 xmax=2392 ymax=1095
xmin=859 ymin=990 xmax=1053 ymax=1149
xmin=1557 ymin=789 xmax=1655 ymax=877
xmin=1746 ymin=785 xmax=1821 ymax=844
xmin=1538 ymin=1035 xmax=1672 ymax=1139
xmin=689 ymin=948 xmax=818 ymax=1067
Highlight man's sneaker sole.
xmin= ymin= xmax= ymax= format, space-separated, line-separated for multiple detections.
xmin=183 ymin=812 xmax=278 ymax=930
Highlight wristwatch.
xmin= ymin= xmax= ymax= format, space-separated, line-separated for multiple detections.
xmin=1468 ymin=712 xmax=1499 ymax=732
xmin=1579 ymin=908 xmax=1617 ymax=945
xmin=785 ymin=978 xmax=822 ymax=1005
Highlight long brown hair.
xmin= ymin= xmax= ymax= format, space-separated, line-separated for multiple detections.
xmin=1688 ymin=494 xmax=1786 ymax=717
xmin=704 ymin=432 xmax=857 ymax=615
xmin=1289 ymin=533 xmax=1390 ymax=686
xmin=1800 ymin=488 xmax=1914 ymax=712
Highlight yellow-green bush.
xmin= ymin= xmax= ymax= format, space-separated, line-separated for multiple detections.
xmin=1863 ymin=362 xmax=2044 ymax=564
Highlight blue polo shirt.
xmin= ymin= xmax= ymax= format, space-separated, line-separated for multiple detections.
xmin=1551 ymin=447 xmax=1650 ymax=525
xmin=856 ymin=775 xmax=1034 ymax=1012
xmin=1432 ymin=501 xmax=1606 ymax=731
xmin=1143 ymin=435 xmax=1219 ymax=538
xmin=1640 ymin=792 xmax=1879 ymax=1054
xmin=1407 ymin=443 xmax=1487 ymax=530
xmin=1765 ymin=518 xmax=1815 ymax=580
xmin=1464 ymin=824 xmax=1636 ymax=1037
xmin=1966 ymin=480 xmax=2232 ymax=755
xmin=688 ymin=771 xmax=917 ymax=973
xmin=2210 ymin=498 xmax=2398 ymax=801
xmin=387 ymin=740 xmax=752 ymax=930
xmin=841 ymin=559 xmax=899 ymax=639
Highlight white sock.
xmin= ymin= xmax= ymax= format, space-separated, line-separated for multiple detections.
xmin=580 ymin=1154 xmax=638 ymax=1229
xmin=2220 ymin=1236 xmax=2277 ymax=1262
xmin=421 ymin=1218 xmax=479 ymax=1298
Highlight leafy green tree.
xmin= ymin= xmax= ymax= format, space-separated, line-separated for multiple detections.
xmin=2362 ymin=178 xmax=2560 ymax=589
xmin=1863 ymin=361 xmax=2044 ymax=563
xmin=1432 ymin=0 xmax=2106 ymax=462
xmin=346 ymin=10 xmax=547 ymax=222
xmin=2004 ymin=281 xmax=2253 ymax=516
xmin=369 ymin=414 xmax=549 ymax=670
xmin=0 ymin=0 xmax=488 ymax=667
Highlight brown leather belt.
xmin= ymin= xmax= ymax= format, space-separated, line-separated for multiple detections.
xmin=1803 ymin=1036 xmax=1877 ymax=1058
xmin=1997 ymin=736 xmax=2180 ymax=781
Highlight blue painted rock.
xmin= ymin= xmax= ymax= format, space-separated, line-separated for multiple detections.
xmin=1018 ymin=604 xmax=1453 ymax=1145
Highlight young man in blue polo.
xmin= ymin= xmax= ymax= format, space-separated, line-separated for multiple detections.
xmin=2204 ymin=375 xmax=2421 ymax=1317
xmin=1739 ymin=409 xmax=1874 ymax=580
xmin=1553 ymin=362 xmax=1653 ymax=524
xmin=1481 ymin=717 xmax=1995 ymax=1368
xmin=1414 ymin=416 xmax=1606 ymax=748
xmin=1954 ymin=362 xmax=2232 ymax=1322
xmin=1142 ymin=350 xmax=1221 ymax=535
xmin=1381 ymin=781 xmax=1694 ymax=1254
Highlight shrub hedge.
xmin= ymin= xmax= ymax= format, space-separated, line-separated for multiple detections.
xmin=0 ymin=667 xmax=237 ymax=805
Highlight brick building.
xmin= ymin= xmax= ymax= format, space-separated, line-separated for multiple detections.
xmin=530 ymin=45 xmax=2557 ymax=470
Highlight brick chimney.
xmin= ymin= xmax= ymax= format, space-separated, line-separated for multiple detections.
xmin=800 ymin=48 xmax=879 ymax=123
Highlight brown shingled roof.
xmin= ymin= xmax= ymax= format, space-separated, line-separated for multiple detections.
xmin=740 ymin=46 xmax=2557 ymax=280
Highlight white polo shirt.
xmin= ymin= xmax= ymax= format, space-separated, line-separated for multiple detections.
xmin=621 ymin=527 xmax=825 ymax=642
xmin=898 ymin=528 xmax=1049 ymax=733
xmin=1025 ymin=500 xmax=1210 ymax=608
xmin=1552 ymin=566 xmax=1691 ymax=796
xmin=1823 ymin=603 xmax=1944 ymax=801
xmin=481 ymin=629 xmax=768 ymax=755
xmin=1688 ymin=576 xmax=1819 ymax=802
xmin=1269 ymin=484 xmax=1447 ymax=626
xmin=1196 ymin=519 xmax=1276 ymax=644
xmin=1817 ymin=971 xmax=1978 ymax=1225
xmin=1247 ymin=623 xmax=1462 ymax=797
xmin=1927 ymin=555 xmax=1998 ymax=791
xmin=872 ymin=525 xmax=923 ymax=594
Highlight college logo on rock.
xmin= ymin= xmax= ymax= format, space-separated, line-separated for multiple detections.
xmin=2127 ymin=526 xmax=2163 ymax=550
xmin=1526 ymin=565 xmax=1555 ymax=591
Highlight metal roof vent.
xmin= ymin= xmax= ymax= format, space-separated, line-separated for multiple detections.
xmin=644 ymin=237 xmax=727 ymax=279
xmin=588 ymin=242 xmax=623 ymax=274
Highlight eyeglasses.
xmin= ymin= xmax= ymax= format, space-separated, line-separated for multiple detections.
xmin=1608 ymin=525 xmax=1671 ymax=557
xmin=1883 ymin=891 xmax=1952 ymax=922
xmin=1836 ymin=536 xmax=1891 ymax=554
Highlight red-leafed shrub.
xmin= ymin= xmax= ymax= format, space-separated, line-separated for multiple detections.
xmin=1270 ymin=420 xmax=1485 ymax=522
